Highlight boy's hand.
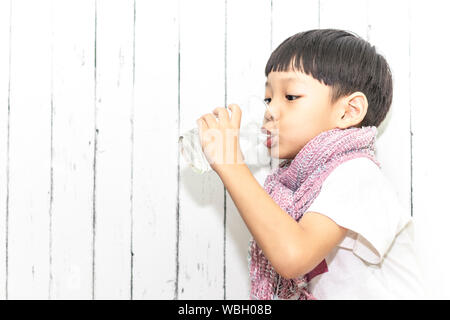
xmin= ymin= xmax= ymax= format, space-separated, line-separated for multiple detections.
xmin=196 ymin=104 xmax=245 ymax=173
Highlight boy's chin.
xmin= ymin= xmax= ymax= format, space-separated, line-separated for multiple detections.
xmin=268 ymin=146 xmax=283 ymax=159
xmin=270 ymin=150 xmax=297 ymax=163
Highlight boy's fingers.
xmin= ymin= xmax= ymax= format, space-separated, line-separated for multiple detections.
xmin=196 ymin=118 xmax=205 ymax=134
xmin=228 ymin=104 xmax=242 ymax=128
xmin=202 ymin=114 xmax=218 ymax=128
xmin=212 ymin=107 xmax=230 ymax=123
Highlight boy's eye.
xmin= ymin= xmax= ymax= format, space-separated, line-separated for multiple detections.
xmin=286 ymin=95 xmax=300 ymax=101
xmin=264 ymin=96 xmax=300 ymax=103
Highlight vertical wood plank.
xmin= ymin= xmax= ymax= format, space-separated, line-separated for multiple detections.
xmin=272 ymin=0 xmax=319 ymax=50
xmin=94 ymin=0 xmax=134 ymax=299
xmin=410 ymin=0 xmax=450 ymax=299
xmin=132 ymin=0 xmax=179 ymax=299
xmin=7 ymin=0 xmax=52 ymax=299
xmin=319 ymin=0 xmax=368 ymax=37
xmin=225 ymin=0 xmax=271 ymax=300
xmin=178 ymin=0 xmax=225 ymax=299
xmin=0 ymin=0 xmax=11 ymax=300
xmin=367 ymin=0 xmax=411 ymax=214
xmin=51 ymin=0 xmax=96 ymax=299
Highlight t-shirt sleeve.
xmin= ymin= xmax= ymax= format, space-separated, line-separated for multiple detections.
xmin=305 ymin=157 xmax=406 ymax=265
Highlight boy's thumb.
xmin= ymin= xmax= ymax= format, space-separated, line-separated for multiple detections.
xmin=228 ymin=104 xmax=241 ymax=128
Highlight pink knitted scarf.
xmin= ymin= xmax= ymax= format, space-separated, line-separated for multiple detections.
xmin=248 ymin=126 xmax=381 ymax=300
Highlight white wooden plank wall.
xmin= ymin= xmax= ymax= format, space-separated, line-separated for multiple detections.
xmin=51 ymin=0 xmax=96 ymax=299
xmin=0 ymin=0 xmax=10 ymax=299
xmin=7 ymin=0 xmax=52 ymax=299
xmin=94 ymin=0 xmax=134 ymax=299
xmin=0 ymin=0 xmax=449 ymax=299
xmin=410 ymin=0 xmax=450 ymax=299
xmin=133 ymin=0 xmax=178 ymax=299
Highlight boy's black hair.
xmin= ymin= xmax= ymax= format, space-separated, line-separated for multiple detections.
xmin=265 ymin=28 xmax=393 ymax=128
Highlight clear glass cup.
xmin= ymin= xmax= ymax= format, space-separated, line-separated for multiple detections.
xmin=178 ymin=96 xmax=279 ymax=174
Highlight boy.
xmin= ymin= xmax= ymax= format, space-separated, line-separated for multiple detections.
xmin=197 ymin=29 xmax=426 ymax=299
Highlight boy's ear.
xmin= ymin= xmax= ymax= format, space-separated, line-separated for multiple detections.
xmin=336 ymin=92 xmax=368 ymax=129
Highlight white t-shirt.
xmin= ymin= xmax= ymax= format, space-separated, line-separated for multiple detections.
xmin=277 ymin=157 xmax=427 ymax=300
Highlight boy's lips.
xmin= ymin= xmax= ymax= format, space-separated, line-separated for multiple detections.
xmin=265 ymin=135 xmax=278 ymax=148
xmin=261 ymin=127 xmax=278 ymax=147
xmin=261 ymin=128 xmax=278 ymax=147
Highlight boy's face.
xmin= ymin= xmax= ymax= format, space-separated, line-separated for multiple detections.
xmin=263 ymin=69 xmax=338 ymax=159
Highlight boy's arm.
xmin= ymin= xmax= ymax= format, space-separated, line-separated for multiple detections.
xmin=216 ymin=163 xmax=348 ymax=279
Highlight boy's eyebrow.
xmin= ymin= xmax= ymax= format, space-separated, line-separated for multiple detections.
xmin=265 ymin=77 xmax=305 ymax=87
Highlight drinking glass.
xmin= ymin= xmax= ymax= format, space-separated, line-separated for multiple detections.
xmin=178 ymin=96 xmax=278 ymax=174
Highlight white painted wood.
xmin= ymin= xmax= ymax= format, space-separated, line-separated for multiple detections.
xmin=2 ymin=0 xmax=450 ymax=300
xmin=7 ymin=0 xmax=52 ymax=299
xmin=51 ymin=0 xmax=96 ymax=299
xmin=368 ymin=0 xmax=411 ymax=216
xmin=132 ymin=0 xmax=179 ymax=299
xmin=272 ymin=0 xmax=319 ymax=50
xmin=225 ymin=0 xmax=272 ymax=300
xmin=94 ymin=0 xmax=134 ymax=299
xmin=319 ymin=0 xmax=368 ymax=39
xmin=0 ymin=0 xmax=11 ymax=300
xmin=410 ymin=0 xmax=450 ymax=299
xmin=178 ymin=0 xmax=226 ymax=299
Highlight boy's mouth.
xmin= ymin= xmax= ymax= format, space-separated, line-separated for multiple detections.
xmin=265 ymin=134 xmax=278 ymax=148
xmin=265 ymin=136 xmax=273 ymax=148
xmin=261 ymin=127 xmax=278 ymax=148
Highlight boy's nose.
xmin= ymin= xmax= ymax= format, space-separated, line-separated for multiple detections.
xmin=261 ymin=108 xmax=279 ymax=135
xmin=264 ymin=102 xmax=280 ymax=121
